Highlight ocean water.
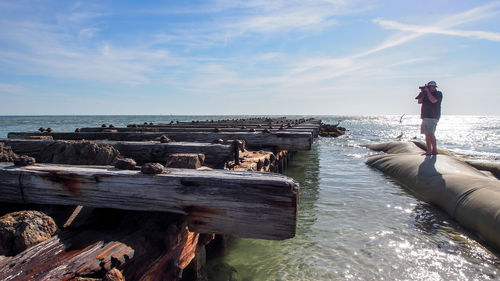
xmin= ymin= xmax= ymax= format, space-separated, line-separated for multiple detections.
xmin=1 ymin=115 xmax=499 ymax=280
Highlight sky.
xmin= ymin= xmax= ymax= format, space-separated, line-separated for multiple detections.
xmin=0 ymin=0 xmax=499 ymax=115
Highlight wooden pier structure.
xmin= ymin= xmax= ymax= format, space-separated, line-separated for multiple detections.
xmin=0 ymin=117 xmax=336 ymax=281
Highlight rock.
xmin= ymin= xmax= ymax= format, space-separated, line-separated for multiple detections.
xmin=159 ymin=135 xmax=171 ymax=143
xmin=14 ymin=155 xmax=36 ymax=166
xmin=141 ymin=163 xmax=166 ymax=174
xmin=166 ymin=154 xmax=203 ymax=169
xmin=0 ymin=211 xmax=58 ymax=256
xmin=114 ymin=158 xmax=137 ymax=170
xmin=319 ymin=123 xmax=346 ymax=137
xmin=103 ymin=268 xmax=125 ymax=281
xmin=0 ymin=142 xmax=18 ymax=162
xmin=38 ymin=140 xmax=120 ymax=165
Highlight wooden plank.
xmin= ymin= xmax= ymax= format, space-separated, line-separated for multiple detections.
xmin=8 ymin=131 xmax=313 ymax=150
xmin=128 ymin=120 xmax=320 ymax=128
xmin=0 ymin=162 xmax=298 ymax=240
xmin=79 ymin=127 xmax=319 ymax=137
xmin=1 ymin=139 xmax=233 ymax=167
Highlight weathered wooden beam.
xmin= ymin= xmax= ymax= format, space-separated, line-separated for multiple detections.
xmin=8 ymin=131 xmax=313 ymax=150
xmin=0 ymin=212 xmax=201 ymax=281
xmin=128 ymin=120 xmax=320 ymax=128
xmin=0 ymin=162 xmax=298 ymax=240
xmin=1 ymin=138 xmax=233 ymax=167
xmin=79 ymin=127 xmax=319 ymax=138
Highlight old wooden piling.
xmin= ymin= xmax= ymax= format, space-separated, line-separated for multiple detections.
xmin=0 ymin=162 xmax=298 ymax=240
xmin=8 ymin=131 xmax=313 ymax=150
xmin=1 ymin=138 xmax=233 ymax=167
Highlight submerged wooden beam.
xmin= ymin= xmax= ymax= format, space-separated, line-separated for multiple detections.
xmin=1 ymin=138 xmax=233 ymax=167
xmin=8 ymin=131 xmax=313 ymax=150
xmin=0 ymin=162 xmax=298 ymax=240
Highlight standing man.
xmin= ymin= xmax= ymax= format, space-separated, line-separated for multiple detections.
xmin=416 ymin=81 xmax=443 ymax=155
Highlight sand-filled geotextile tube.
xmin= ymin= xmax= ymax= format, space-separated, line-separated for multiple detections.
xmin=366 ymin=142 xmax=500 ymax=249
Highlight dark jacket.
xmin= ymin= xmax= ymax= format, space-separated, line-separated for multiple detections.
xmin=416 ymin=91 xmax=443 ymax=120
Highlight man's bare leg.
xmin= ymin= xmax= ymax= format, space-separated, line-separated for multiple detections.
xmin=424 ymin=133 xmax=433 ymax=155
xmin=430 ymin=133 xmax=437 ymax=154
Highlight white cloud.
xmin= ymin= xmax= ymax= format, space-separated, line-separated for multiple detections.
xmin=374 ymin=19 xmax=500 ymax=42
xmin=360 ymin=1 xmax=500 ymax=58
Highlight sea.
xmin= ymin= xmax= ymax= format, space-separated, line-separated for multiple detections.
xmin=1 ymin=115 xmax=499 ymax=281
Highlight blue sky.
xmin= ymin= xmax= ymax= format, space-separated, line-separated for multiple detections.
xmin=0 ymin=0 xmax=499 ymax=115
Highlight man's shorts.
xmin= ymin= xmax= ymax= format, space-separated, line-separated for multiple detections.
xmin=421 ymin=118 xmax=438 ymax=134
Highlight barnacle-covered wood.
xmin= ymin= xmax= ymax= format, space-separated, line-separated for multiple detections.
xmin=1 ymin=139 xmax=232 ymax=168
xmin=0 ymin=211 xmax=202 ymax=281
xmin=8 ymin=131 xmax=313 ymax=150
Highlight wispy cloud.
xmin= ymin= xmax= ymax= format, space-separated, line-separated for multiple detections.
xmin=359 ymin=1 xmax=500 ymax=58
xmin=373 ymin=19 xmax=500 ymax=42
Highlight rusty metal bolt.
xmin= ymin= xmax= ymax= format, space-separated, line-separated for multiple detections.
xmin=141 ymin=163 xmax=166 ymax=174
xmin=38 ymin=127 xmax=45 ymax=132
xmin=46 ymin=128 xmax=53 ymax=133
xmin=212 ymin=138 xmax=224 ymax=144
xmin=114 ymin=158 xmax=137 ymax=170
xmin=198 ymin=153 xmax=205 ymax=164
xmin=101 ymin=124 xmax=107 ymax=128
xmin=264 ymin=158 xmax=270 ymax=166
xmin=109 ymin=124 xmax=115 ymax=128
xmin=257 ymin=159 xmax=263 ymax=171
xmin=75 ymin=128 xmax=81 ymax=132
xmin=14 ymin=155 xmax=36 ymax=166
xmin=270 ymin=153 xmax=276 ymax=162
xmin=214 ymin=127 xmax=221 ymax=132
xmin=160 ymin=135 xmax=171 ymax=143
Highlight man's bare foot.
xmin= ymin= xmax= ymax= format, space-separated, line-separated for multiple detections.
xmin=422 ymin=152 xmax=432 ymax=156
